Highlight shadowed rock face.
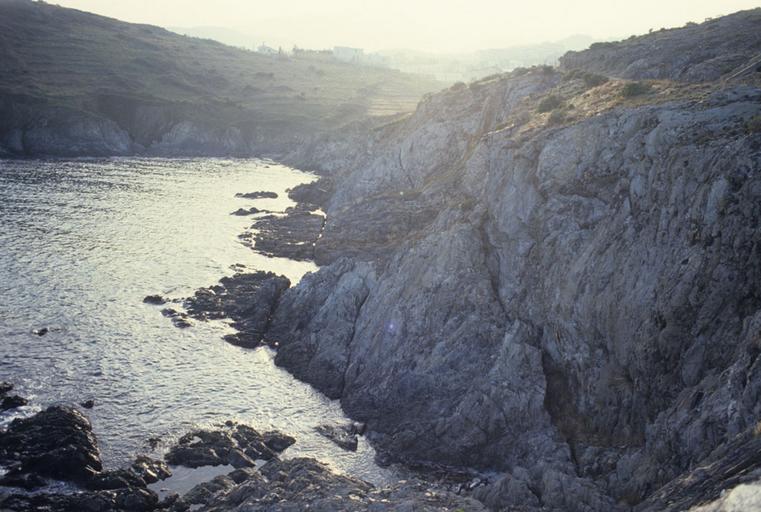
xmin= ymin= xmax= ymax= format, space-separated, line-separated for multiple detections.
xmin=270 ymin=13 xmax=761 ymax=511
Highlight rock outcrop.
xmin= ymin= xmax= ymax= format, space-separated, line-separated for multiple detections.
xmin=559 ymin=9 xmax=761 ymax=82
xmin=0 ymin=406 xmax=103 ymax=483
xmin=183 ymin=272 xmax=290 ymax=348
xmin=165 ymin=422 xmax=294 ymax=468
xmin=267 ymin=11 xmax=761 ymax=511
xmin=0 ymin=406 xmax=166 ymax=511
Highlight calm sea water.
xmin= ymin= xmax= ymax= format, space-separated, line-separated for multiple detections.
xmin=0 ymin=158 xmax=392 ymax=484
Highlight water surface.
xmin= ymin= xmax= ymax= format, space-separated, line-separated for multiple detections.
xmin=0 ymin=158 xmax=392 ymax=484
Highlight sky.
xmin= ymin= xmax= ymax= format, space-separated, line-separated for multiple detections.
xmin=52 ymin=0 xmax=761 ymax=53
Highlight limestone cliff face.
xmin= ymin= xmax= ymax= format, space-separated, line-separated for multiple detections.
xmin=272 ymin=13 xmax=761 ymax=511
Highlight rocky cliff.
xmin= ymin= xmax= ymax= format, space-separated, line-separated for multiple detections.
xmin=267 ymin=10 xmax=761 ymax=511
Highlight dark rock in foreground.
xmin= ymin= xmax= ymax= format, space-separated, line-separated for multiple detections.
xmin=1 ymin=395 xmax=28 ymax=410
xmin=0 ymin=407 xmax=485 ymax=511
xmin=0 ymin=405 xmax=102 ymax=482
xmin=191 ymin=457 xmax=486 ymax=511
xmin=165 ymin=422 xmax=293 ymax=468
xmin=0 ymin=487 xmax=159 ymax=512
xmin=0 ymin=382 xmax=27 ymax=411
xmin=236 ymin=191 xmax=278 ymax=200
xmin=0 ymin=406 xmax=168 ymax=512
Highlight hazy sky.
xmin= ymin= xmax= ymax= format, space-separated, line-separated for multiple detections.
xmin=54 ymin=0 xmax=761 ymax=52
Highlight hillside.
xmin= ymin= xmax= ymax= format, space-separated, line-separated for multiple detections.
xmin=0 ymin=0 xmax=442 ymax=156
xmin=560 ymin=8 xmax=761 ymax=82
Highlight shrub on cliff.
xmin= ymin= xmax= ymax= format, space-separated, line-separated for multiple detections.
xmin=621 ymin=82 xmax=653 ymax=98
xmin=537 ymin=95 xmax=564 ymax=113
xmin=564 ymin=69 xmax=610 ymax=88
xmin=746 ymin=115 xmax=761 ymax=134
xmin=548 ymin=109 xmax=569 ymax=125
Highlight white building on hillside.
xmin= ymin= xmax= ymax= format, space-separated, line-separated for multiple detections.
xmin=333 ymin=46 xmax=364 ymax=63
xmin=257 ymin=44 xmax=278 ymax=56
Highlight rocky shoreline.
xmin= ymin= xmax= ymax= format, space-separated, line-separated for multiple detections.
xmin=0 ymin=400 xmax=485 ymax=511
xmin=4 ymin=8 xmax=761 ymax=512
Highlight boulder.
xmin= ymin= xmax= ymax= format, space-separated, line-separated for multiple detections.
xmin=315 ymin=423 xmax=359 ymax=452
xmin=0 ymin=406 xmax=102 ymax=482
xmin=1 ymin=395 xmax=28 ymax=410
xmin=132 ymin=455 xmax=172 ymax=484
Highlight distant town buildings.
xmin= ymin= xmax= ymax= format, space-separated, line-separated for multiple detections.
xmin=332 ymin=46 xmax=365 ymax=63
xmin=256 ymin=43 xmax=277 ymax=56
xmin=254 ymin=43 xmax=389 ymax=68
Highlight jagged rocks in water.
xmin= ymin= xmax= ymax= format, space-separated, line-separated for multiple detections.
xmin=0 ymin=382 xmax=27 ymax=411
xmin=184 ymin=475 xmax=236 ymax=506
xmin=132 ymin=455 xmax=172 ymax=484
xmin=1 ymin=395 xmax=28 ymax=410
xmin=80 ymin=399 xmax=95 ymax=409
xmin=222 ymin=332 xmax=263 ymax=349
xmin=286 ymin=179 xmax=334 ymax=211
xmin=143 ymin=295 xmax=166 ymax=305
xmin=172 ymin=317 xmax=193 ymax=329
xmin=261 ymin=431 xmax=296 ymax=452
xmin=87 ymin=469 xmax=148 ymax=490
xmin=32 ymin=327 xmax=48 ymax=336
xmin=0 ymin=487 xmax=159 ymax=512
xmin=231 ymin=207 xmax=261 ymax=216
xmin=193 ymin=457 xmax=486 ymax=511
xmin=236 ymin=191 xmax=278 ymax=199
xmin=0 ymin=405 xmax=102 ymax=482
xmin=183 ymin=272 xmax=290 ymax=346
xmin=315 ymin=423 xmax=359 ymax=452
xmin=243 ymin=208 xmax=324 ymax=261
xmin=165 ymin=423 xmax=293 ymax=468
xmin=0 ymin=471 xmax=47 ymax=490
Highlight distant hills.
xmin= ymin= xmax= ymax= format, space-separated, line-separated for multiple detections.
xmin=379 ymin=36 xmax=599 ymax=82
xmin=169 ymin=26 xmax=599 ymax=84
xmin=0 ymin=0 xmax=442 ymax=157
